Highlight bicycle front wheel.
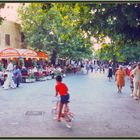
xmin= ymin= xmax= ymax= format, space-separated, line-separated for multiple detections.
xmin=64 ymin=115 xmax=73 ymax=128
xmin=65 ymin=120 xmax=73 ymax=128
xmin=51 ymin=108 xmax=57 ymax=120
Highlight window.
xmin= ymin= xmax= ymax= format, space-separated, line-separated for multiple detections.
xmin=5 ymin=34 xmax=10 ymax=46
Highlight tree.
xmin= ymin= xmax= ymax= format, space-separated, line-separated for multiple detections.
xmin=18 ymin=3 xmax=93 ymax=64
xmin=81 ymin=3 xmax=140 ymax=42
xmin=79 ymin=3 xmax=140 ymax=63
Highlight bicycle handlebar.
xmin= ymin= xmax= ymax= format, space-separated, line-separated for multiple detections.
xmin=52 ymin=96 xmax=60 ymax=102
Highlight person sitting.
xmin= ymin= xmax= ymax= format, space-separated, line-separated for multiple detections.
xmin=21 ymin=66 xmax=28 ymax=75
xmin=32 ymin=66 xmax=38 ymax=73
xmin=21 ymin=66 xmax=28 ymax=83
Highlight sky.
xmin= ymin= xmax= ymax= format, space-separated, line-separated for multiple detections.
xmin=0 ymin=3 xmax=21 ymax=23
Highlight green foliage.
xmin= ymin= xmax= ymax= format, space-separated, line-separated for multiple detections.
xmin=18 ymin=3 xmax=140 ymax=63
xmin=96 ymin=39 xmax=140 ymax=63
xmin=19 ymin=58 xmax=25 ymax=67
xmin=122 ymin=42 xmax=140 ymax=62
xmin=82 ymin=3 xmax=140 ymax=42
xmin=18 ymin=3 xmax=93 ymax=64
xmin=81 ymin=3 xmax=140 ymax=63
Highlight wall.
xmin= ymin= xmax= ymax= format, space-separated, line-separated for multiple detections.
xmin=0 ymin=20 xmax=23 ymax=49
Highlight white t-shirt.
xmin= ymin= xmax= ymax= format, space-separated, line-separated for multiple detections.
xmin=7 ymin=63 xmax=13 ymax=72
xmin=132 ymin=67 xmax=140 ymax=82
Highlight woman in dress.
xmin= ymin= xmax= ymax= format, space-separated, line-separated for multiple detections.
xmin=115 ymin=65 xmax=126 ymax=93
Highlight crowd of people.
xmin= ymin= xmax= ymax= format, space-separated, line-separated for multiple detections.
xmin=69 ymin=61 xmax=105 ymax=74
xmin=0 ymin=61 xmax=66 ymax=89
xmin=0 ymin=59 xmax=140 ymax=101
xmin=0 ymin=60 xmax=98 ymax=90
xmin=0 ymin=59 xmax=107 ymax=88
xmin=53 ymin=61 xmax=140 ymax=121
xmin=107 ymin=62 xmax=140 ymax=100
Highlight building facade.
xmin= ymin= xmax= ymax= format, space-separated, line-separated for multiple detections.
xmin=0 ymin=20 xmax=26 ymax=49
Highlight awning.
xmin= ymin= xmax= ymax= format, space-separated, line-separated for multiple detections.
xmin=16 ymin=49 xmax=38 ymax=58
xmin=37 ymin=51 xmax=48 ymax=60
xmin=0 ymin=48 xmax=48 ymax=60
xmin=0 ymin=48 xmax=20 ymax=58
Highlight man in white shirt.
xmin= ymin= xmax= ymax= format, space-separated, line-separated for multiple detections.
xmin=131 ymin=62 xmax=140 ymax=99
xmin=7 ymin=61 xmax=14 ymax=72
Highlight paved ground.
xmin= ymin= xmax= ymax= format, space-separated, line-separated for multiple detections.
xmin=0 ymin=70 xmax=140 ymax=137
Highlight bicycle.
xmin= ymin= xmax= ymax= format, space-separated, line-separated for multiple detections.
xmin=51 ymin=96 xmax=74 ymax=128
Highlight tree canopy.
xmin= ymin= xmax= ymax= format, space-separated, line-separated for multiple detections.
xmin=18 ymin=3 xmax=93 ymax=64
xmin=80 ymin=3 xmax=140 ymax=63
xmin=18 ymin=3 xmax=140 ymax=64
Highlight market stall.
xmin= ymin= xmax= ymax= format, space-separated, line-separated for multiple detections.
xmin=0 ymin=48 xmax=21 ymax=84
xmin=0 ymin=48 xmax=49 ymax=83
xmin=0 ymin=47 xmax=21 ymax=68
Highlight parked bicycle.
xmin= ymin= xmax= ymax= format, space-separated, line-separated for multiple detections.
xmin=51 ymin=96 xmax=74 ymax=128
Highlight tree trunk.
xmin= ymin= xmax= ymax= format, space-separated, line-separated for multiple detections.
xmin=111 ymin=43 xmax=116 ymax=75
xmin=112 ymin=54 xmax=116 ymax=75
xmin=51 ymin=49 xmax=57 ymax=66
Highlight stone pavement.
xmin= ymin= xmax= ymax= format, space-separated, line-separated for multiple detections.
xmin=0 ymin=71 xmax=140 ymax=137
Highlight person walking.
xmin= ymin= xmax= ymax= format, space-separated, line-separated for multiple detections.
xmin=73 ymin=63 xmax=77 ymax=74
xmin=107 ymin=64 xmax=113 ymax=81
xmin=86 ymin=62 xmax=90 ymax=74
xmin=102 ymin=64 xmax=105 ymax=74
xmin=13 ymin=65 xmax=22 ymax=87
xmin=131 ymin=62 xmax=140 ymax=100
xmin=129 ymin=71 xmax=134 ymax=95
xmin=115 ymin=65 xmax=126 ymax=93
xmin=90 ymin=62 xmax=94 ymax=73
xmin=80 ymin=63 xmax=85 ymax=74
xmin=3 ymin=60 xmax=16 ymax=89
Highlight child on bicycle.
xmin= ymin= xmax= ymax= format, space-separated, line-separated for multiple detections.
xmin=55 ymin=75 xmax=70 ymax=122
